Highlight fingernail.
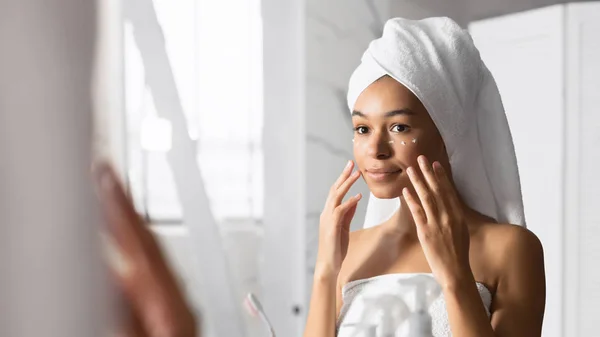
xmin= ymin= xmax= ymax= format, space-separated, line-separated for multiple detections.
xmin=418 ymin=156 xmax=426 ymax=165
xmin=355 ymin=193 xmax=362 ymax=200
xmin=352 ymin=170 xmax=360 ymax=177
xmin=345 ymin=160 xmax=352 ymax=170
xmin=406 ymin=167 xmax=414 ymax=175
xmin=433 ymin=162 xmax=443 ymax=171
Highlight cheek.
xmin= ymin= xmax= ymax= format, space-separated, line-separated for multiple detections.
xmin=352 ymin=140 xmax=367 ymax=169
xmin=391 ymin=132 xmax=446 ymax=164
xmin=352 ymin=138 xmax=370 ymax=152
xmin=398 ymin=145 xmax=421 ymax=166
xmin=389 ymin=138 xmax=422 ymax=165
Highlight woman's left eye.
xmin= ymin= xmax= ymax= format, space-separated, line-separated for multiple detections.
xmin=392 ymin=124 xmax=410 ymax=133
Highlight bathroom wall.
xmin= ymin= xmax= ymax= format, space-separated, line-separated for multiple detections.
xmin=304 ymin=0 xmax=390 ymax=306
xmin=390 ymin=0 xmax=468 ymax=27
xmin=261 ymin=0 xmax=391 ymax=335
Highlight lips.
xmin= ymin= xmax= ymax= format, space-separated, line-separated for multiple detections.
xmin=365 ymin=168 xmax=402 ymax=181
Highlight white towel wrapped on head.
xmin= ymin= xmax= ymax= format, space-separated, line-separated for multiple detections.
xmin=347 ymin=17 xmax=526 ymax=227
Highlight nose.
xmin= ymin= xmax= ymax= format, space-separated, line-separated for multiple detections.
xmin=365 ymin=131 xmax=392 ymax=160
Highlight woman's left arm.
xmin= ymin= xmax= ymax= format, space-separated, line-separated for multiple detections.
xmin=403 ymin=155 xmax=545 ymax=337
xmin=444 ymin=228 xmax=545 ymax=337
xmin=486 ymin=228 xmax=545 ymax=336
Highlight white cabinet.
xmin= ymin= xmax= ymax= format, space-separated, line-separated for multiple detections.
xmin=469 ymin=3 xmax=600 ymax=336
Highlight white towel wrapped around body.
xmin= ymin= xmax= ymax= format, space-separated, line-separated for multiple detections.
xmin=347 ymin=17 xmax=526 ymax=227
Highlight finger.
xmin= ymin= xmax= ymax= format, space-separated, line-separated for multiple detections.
xmin=101 ymin=232 xmax=134 ymax=281
xmin=93 ymin=161 xmax=151 ymax=261
xmin=94 ymin=162 xmax=187 ymax=320
xmin=113 ymin=296 xmax=146 ymax=337
xmin=333 ymin=170 xmax=361 ymax=206
xmin=342 ymin=202 xmax=359 ymax=230
xmin=94 ymin=162 xmax=173 ymax=274
xmin=402 ymin=188 xmax=427 ymax=227
xmin=432 ymin=161 xmax=456 ymax=198
xmin=325 ymin=161 xmax=355 ymax=209
xmin=432 ymin=161 xmax=461 ymax=220
xmin=107 ymin=275 xmax=146 ymax=337
xmin=101 ymin=231 xmax=183 ymax=329
xmin=333 ymin=160 xmax=354 ymax=190
xmin=417 ymin=156 xmax=448 ymax=218
xmin=94 ymin=163 xmax=196 ymax=337
xmin=406 ymin=165 xmax=436 ymax=221
xmin=336 ymin=193 xmax=362 ymax=225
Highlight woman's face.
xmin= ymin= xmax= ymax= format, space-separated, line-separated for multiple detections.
xmin=352 ymin=75 xmax=448 ymax=199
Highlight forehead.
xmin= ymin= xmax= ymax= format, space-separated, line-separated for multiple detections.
xmin=353 ymin=76 xmax=424 ymax=114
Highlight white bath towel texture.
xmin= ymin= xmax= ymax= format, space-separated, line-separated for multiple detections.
xmin=347 ymin=17 xmax=526 ymax=228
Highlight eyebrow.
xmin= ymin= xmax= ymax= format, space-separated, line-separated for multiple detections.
xmin=351 ymin=109 xmax=415 ymax=118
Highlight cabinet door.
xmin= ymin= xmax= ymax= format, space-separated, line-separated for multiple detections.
xmin=469 ymin=6 xmax=565 ymax=337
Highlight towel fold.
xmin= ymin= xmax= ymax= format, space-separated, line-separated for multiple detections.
xmin=347 ymin=17 xmax=526 ymax=227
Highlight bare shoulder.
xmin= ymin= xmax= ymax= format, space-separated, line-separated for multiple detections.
xmin=472 ymin=222 xmax=545 ymax=287
xmin=476 ymin=223 xmax=543 ymax=262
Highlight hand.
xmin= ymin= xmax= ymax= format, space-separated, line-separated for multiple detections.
xmin=94 ymin=162 xmax=197 ymax=337
xmin=402 ymin=155 xmax=473 ymax=290
xmin=315 ymin=160 xmax=362 ymax=278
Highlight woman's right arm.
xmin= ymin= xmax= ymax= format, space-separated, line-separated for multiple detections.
xmin=304 ymin=267 xmax=339 ymax=336
xmin=303 ymin=161 xmax=362 ymax=337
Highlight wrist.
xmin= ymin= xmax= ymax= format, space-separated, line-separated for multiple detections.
xmin=441 ymin=269 xmax=476 ymax=294
xmin=313 ymin=264 xmax=338 ymax=283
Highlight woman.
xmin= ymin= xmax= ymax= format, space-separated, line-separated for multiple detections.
xmin=304 ymin=17 xmax=546 ymax=336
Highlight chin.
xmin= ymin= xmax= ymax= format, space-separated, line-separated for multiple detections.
xmin=362 ymin=173 xmax=410 ymax=199
xmin=368 ymin=185 xmax=403 ymax=199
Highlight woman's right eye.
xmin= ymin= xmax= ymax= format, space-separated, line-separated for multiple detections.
xmin=355 ymin=126 xmax=369 ymax=134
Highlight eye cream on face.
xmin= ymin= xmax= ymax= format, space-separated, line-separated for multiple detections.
xmin=396 ymin=138 xmax=418 ymax=146
xmin=353 ymin=138 xmax=418 ymax=148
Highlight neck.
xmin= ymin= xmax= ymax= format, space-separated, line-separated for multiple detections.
xmin=379 ymin=197 xmax=419 ymax=240
xmin=379 ymin=194 xmax=484 ymax=240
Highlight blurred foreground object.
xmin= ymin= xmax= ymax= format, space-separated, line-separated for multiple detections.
xmin=95 ymin=162 xmax=197 ymax=337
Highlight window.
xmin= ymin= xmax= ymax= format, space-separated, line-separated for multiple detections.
xmin=123 ymin=0 xmax=263 ymax=225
